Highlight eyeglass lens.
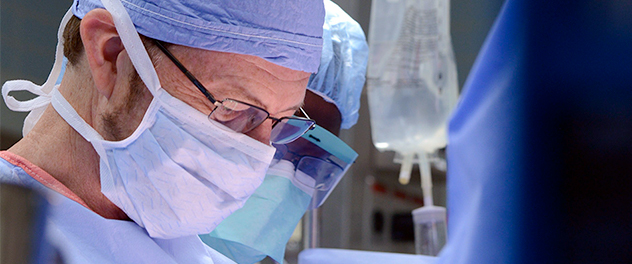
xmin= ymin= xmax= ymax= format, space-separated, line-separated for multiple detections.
xmin=210 ymin=99 xmax=315 ymax=144
xmin=211 ymin=99 xmax=269 ymax=133
xmin=270 ymin=118 xmax=316 ymax=144
xmin=271 ymin=138 xmax=345 ymax=191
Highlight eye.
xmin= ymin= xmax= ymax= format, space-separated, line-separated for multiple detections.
xmin=247 ymin=115 xmax=258 ymax=126
xmin=212 ymin=105 xmax=241 ymax=121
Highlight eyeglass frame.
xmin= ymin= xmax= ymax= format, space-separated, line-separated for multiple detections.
xmin=153 ymin=40 xmax=316 ymax=143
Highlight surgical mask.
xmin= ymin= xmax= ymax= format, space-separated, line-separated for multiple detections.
xmin=200 ymin=125 xmax=357 ymax=263
xmin=53 ymin=87 xmax=275 ymax=238
xmin=2 ymin=1 xmax=275 ymax=239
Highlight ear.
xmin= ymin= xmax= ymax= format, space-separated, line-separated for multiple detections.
xmin=80 ymin=9 xmax=124 ymax=99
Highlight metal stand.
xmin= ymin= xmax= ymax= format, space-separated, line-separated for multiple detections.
xmin=302 ymin=208 xmax=320 ymax=249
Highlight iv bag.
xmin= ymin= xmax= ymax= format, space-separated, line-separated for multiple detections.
xmin=367 ymin=0 xmax=459 ymax=154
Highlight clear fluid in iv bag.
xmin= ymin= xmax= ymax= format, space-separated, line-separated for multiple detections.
xmin=367 ymin=0 xmax=458 ymax=153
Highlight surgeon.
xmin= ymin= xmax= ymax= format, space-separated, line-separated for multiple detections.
xmin=0 ymin=0 xmax=325 ymax=262
xmin=200 ymin=1 xmax=369 ymax=263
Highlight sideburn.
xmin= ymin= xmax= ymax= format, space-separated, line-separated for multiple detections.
xmin=101 ymin=71 xmax=152 ymax=141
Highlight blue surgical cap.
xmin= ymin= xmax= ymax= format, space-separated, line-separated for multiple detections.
xmin=72 ymin=0 xmax=325 ymax=73
xmin=308 ymin=0 xmax=369 ymax=129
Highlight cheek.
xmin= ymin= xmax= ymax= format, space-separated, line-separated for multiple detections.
xmin=244 ymin=119 xmax=274 ymax=145
xmin=98 ymin=76 xmax=154 ymax=141
xmin=125 ymin=79 xmax=154 ymax=127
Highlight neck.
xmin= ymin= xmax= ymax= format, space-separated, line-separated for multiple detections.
xmin=8 ymin=98 xmax=129 ymax=220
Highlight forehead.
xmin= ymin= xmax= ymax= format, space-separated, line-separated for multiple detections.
xmin=241 ymin=55 xmax=310 ymax=82
xmin=164 ymin=45 xmax=311 ymax=114
xmin=168 ymin=44 xmax=310 ymax=80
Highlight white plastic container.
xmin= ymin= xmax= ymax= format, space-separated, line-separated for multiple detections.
xmin=412 ymin=206 xmax=447 ymax=256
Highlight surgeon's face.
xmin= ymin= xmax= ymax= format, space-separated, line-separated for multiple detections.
xmin=152 ymin=44 xmax=311 ymax=144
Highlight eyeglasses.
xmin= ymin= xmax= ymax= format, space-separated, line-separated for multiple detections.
xmin=273 ymin=142 xmax=345 ymax=191
xmin=154 ymin=40 xmax=316 ymax=144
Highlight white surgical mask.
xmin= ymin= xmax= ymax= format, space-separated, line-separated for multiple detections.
xmin=51 ymin=87 xmax=275 ymax=239
xmin=2 ymin=1 xmax=276 ymax=239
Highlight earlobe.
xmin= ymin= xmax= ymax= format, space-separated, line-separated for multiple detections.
xmin=80 ymin=9 xmax=124 ymax=99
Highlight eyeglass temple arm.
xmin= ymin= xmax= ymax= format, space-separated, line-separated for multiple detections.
xmin=298 ymin=107 xmax=312 ymax=120
xmin=153 ymin=40 xmax=217 ymax=104
xmin=298 ymin=107 xmax=316 ymax=131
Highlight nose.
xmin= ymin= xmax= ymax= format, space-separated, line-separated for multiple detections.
xmin=245 ymin=119 xmax=273 ymax=145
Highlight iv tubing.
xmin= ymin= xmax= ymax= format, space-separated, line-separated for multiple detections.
xmin=419 ymin=152 xmax=434 ymax=206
